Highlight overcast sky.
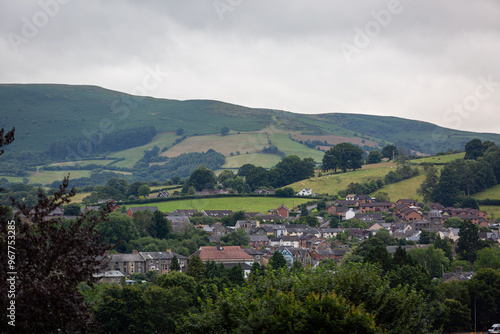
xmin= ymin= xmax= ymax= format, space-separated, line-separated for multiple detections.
xmin=1 ymin=0 xmax=499 ymax=133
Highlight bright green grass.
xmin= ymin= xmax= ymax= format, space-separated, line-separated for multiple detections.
xmin=370 ymin=174 xmax=426 ymax=202
xmin=127 ymin=196 xmax=311 ymax=213
xmin=472 ymin=184 xmax=500 ymax=200
xmin=288 ymin=163 xmax=395 ymax=195
xmin=109 ymin=132 xmax=180 ymax=168
xmin=270 ymin=133 xmax=324 ymax=162
xmin=480 ymin=206 xmax=500 ymax=220
xmin=410 ymin=152 xmax=465 ymax=164
xmin=29 ymin=170 xmax=92 ymax=185
xmin=222 ymin=154 xmax=282 ymax=169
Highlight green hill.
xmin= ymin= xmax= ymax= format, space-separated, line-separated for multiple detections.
xmin=2 ymin=83 xmax=500 ymax=173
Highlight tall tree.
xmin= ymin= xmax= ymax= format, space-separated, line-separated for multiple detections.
xmin=380 ymin=145 xmax=399 ymax=161
xmin=149 ymin=211 xmax=171 ymax=239
xmin=456 ymin=220 xmax=481 ymax=267
xmin=464 ymin=138 xmax=486 ymax=160
xmin=0 ymin=177 xmax=112 ymax=333
xmin=220 ymin=127 xmax=230 ymax=136
xmin=269 ymin=251 xmax=288 ymax=270
xmin=186 ymin=255 xmax=206 ymax=281
xmin=185 ymin=165 xmax=217 ymax=191
xmin=417 ymin=165 xmax=439 ymax=203
xmin=366 ymin=150 xmax=382 ymax=164
xmin=323 ymin=142 xmax=364 ymax=173
xmin=170 ymin=255 xmax=181 ymax=272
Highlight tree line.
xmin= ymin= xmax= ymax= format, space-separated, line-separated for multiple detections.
xmin=418 ymin=138 xmax=500 ymax=206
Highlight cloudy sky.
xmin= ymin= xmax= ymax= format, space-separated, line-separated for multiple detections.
xmin=1 ymin=0 xmax=499 ymax=133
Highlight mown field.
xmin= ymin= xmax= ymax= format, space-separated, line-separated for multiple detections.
xmin=48 ymin=159 xmax=116 ymax=167
xmin=109 ymin=132 xmax=180 ymax=168
xmin=410 ymin=152 xmax=465 ymax=164
xmin=472 ymin=184 xmax=500 ymax=200
xmin=29 ymin=170 xmax=92 ymax=185
xmin=288 ymin=162 xmax=396 ymax=195
xmin=480 ymin=206 xmax=500 ymax=220
xmin=269 ymin=133 xmax=325 ymax=162
xmin=222 ymin=153 xmax=282 ymax=169
xmin=127 ymin=196 xmax=312 ymax=213
xmin=370 ymin=174 xmax=426 ymax=202
xmin=161 ymin=133 xmax=269 ymax=158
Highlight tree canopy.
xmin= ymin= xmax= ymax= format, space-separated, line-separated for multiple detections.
xmin=323 ymin=142 xmax=364 ymax=173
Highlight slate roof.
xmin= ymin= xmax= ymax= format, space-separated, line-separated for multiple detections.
xmin=192 ymin=246 xmax=254 ymax=261
xmin=128 ymin=206 xmax=159 ymax=214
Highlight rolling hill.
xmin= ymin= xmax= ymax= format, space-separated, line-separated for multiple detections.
xmin=1 ymin=83 xmax=500 ymax=177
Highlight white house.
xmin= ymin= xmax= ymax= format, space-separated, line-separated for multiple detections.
xmin=345 ymin=208 xmax=356 ymax=220
xmin=296 ymin=188 xmax=312 ymax=196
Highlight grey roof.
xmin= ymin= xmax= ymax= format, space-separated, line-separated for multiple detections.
xmin=139 ymin=251 xmax=187 ymax=260
xmin=109 ymin=253 xmax=144 ymax=262
xmin=243 ymin=248 xmax=264 ymax=256
xmin=128 ymin=206 xmax=159 ymax=213
xmin=93 ymin=270 xmax=125 ymax=278
xmin=249 ymin=235 xmax=270 ymax=242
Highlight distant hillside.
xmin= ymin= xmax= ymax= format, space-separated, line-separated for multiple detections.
xmin=1 ymin=83 xmax=500 ymax=162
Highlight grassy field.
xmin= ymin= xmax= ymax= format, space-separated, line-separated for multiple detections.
xmin=127 ymin=196 xmax=312 ymax=213
xmin=472 ymin=184 xmax=500 ymax=200
xmin=70 ymin=191 xmax=91 ymax=203
xmin=109 ymin=132 xmax=180 ymax=168
xmin=29 ymin=170 xmax=92 ymax=185
xmin=161 ymin=133 xmax=269 ymax=158
xmin=288 ymin=162 xmax=396 ymax=195
xmin=0 ymin=176 xmax=24 ymax=183
xmin=222 ymin=153 xmax=282 ymax=169
xmin=48 ymin=159 xmax=115 ymax=167
xmin=410 ymin=152 xmax=465 ymax=164
xmin=270 ymin=133 xmax=325 ymax=162
xmin=370 ymin=174 xmax=426 ymax=202
xmin=480 ymin=206 xmax=500 ymax=221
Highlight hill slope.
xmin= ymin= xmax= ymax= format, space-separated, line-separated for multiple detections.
xmin=1 ymin=83 xmax=500 ymax=161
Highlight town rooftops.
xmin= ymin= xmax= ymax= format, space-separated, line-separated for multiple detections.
xmin=191 ymin=246 xmax=254 ymax=262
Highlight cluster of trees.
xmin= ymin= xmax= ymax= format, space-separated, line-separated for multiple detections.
xmin=133 ymin=149 xmax=226 ymax=182
xmin=322 ymin=142 xmax=364 ymax=172
xmin=347 ymin=226 xmax=500 ymax=332
xmin=182 ymin=262 xmax=435 ymax=334
xmin=47 ymin=126 xmax=157 ymax=160
xmin=181 ymin=155 xmax=315 ymax=194
xmin=418 ymin=139 xmax=500 ymax=206
xmin=241 ymin=155 xmax=316 ymax=190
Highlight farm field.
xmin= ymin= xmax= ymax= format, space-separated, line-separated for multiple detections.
xmin=290 ymin=134 xmax=379 ymax=148
xmin=127 ymin=196 xmax=311 ymax=213
xmin=161 ymin=133 xmax=269 ymax=158
xmin=410 ymin=152 xmax=465 ymax=164
xmin=371 ymin=174 xmax=426 ymax=202
xmin=472 ymin=184 xmax=500 ymax=200
xmin=109 ymin=132 xmax=180 ymax=168
xmin=269 ymin=133 xmax=325 ymax=162
xmin=70 ymin=191 xmax=91 ymax=203
xmin=48 ymin=159 xmax=115 ymax=167
xmin=29 ymin=170 xmax=92 ymax=185
xmin=222 ymin=153 xmax=282 ymax=169
xmin=288 ymin=162 xmax=396 ymax=195
xmin=480 ymin=205 xmax=500 ymax=221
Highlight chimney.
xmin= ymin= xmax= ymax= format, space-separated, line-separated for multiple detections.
xmin=217 ymin=241 xmax=223 ymax=251
xmin=455 ymin=266 xmax=462 ymax=273
xmin=166 ymin=249 xmax=171 ymax=254
xmin=132 ymin=250 xmax=138 ymax=254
